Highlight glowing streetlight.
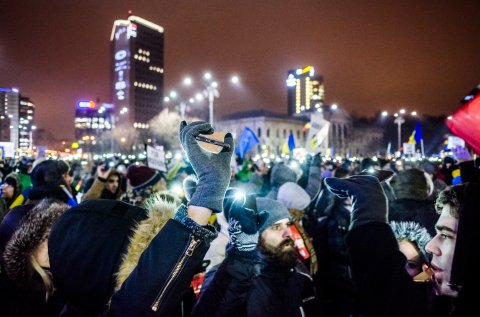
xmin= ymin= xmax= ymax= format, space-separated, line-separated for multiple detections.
xmin=231 ymin=75 xmax=240 ymax=84
xmin=201 ymin=72 xmax=240 ymax=125
xmin=183 ymin=77 xmax=192 ymax=86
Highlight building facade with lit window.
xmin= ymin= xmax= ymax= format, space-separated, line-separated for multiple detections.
xmin=74 ymin=101 xmax=114 ymax=152
xmin=286 ymin=66 xmax=325 ymax=116
xmin=216 ymin=110 xmax=309 ymax=156
xmin=0 ymin=88 xmax=36 ymax=150
xmin=110 ymin=14 xmax=164 ymax=130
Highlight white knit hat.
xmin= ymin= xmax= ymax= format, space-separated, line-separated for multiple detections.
xmin=277 ymin=182 xmax=311 ymax=210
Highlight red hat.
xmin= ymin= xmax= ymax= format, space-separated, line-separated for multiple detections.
xmin=126 ymin=165 xmax=163 ymax=190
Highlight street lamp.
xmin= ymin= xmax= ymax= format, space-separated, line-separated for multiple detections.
xmin=385 ymin=108 xmax=417 ymax=152
xmin=204 ymin=81 xmax=220 ymax=125
xmin=201 ymin=73 xmax=239 ymax=125
xmin=167 ymin=73 xmax=240 ymax=125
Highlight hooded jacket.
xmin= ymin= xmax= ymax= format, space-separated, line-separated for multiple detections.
xmin=0 ymin=199 xmax=70 ymax=317
xmin=48 ymin=193 xmax=216 ymax=316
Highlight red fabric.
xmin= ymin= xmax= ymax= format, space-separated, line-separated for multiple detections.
xmin=446 ymin=93 xmax=480 ymax=155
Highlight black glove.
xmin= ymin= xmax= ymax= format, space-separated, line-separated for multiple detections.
xmin=179 ymin=121 xmax=234 ymax=213
xmin=224 ymin=190 xmax=269 ymax=252
xmin=323 ymin=175 xmax=388 ymax=230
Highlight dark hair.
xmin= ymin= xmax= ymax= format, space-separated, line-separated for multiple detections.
xmin=333 ymin=167 xmax=349 ymax=179
xmin=435 ymin=185 xmax=464 ymax=218
xmin=31 ymin=160 xmax=69 ymax=188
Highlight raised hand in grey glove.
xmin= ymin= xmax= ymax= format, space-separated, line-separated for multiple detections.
xmin=179 ymin=121 xmax=234 ymax=213
xmin=323 ymin=175 xmax=388 ymax=230
xmin=223 ymin=189 xmax=269 ymax=254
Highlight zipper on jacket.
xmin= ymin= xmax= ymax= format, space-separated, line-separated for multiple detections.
xmin=151 ymin=236 xmax=199 ymax=312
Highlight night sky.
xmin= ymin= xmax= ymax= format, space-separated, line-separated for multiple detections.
xmin=1 ymin=0 xmax=479 ymax=139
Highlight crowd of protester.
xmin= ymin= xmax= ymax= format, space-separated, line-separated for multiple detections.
xmin=0 ymin=120 xmax=479 ymax=316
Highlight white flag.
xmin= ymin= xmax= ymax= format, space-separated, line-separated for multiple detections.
xmin=305 ymin=113 xmax=330 ymax=154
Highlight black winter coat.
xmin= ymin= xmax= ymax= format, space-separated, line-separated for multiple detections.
xmin=192 ymin=249 xmax=318 ymax=317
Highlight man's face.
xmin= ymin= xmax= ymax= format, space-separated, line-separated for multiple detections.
xmin=258 ymin=218 xmax=296 ymax=268
xmin=105 ymin=175 xmax=119 ymax=194
xmin=425 ymin=205 xmax=459 ymax=297
xmin=1 ymin=183 xmax=14 ymax=199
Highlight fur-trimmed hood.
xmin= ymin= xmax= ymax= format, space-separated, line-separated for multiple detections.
xmin=115 ymin=192 xmax=180 ymax=290
xmin=48 ymin=191 xmax=180 ymax=315
xmin=2 ymin=199 xmax=69 ymax=289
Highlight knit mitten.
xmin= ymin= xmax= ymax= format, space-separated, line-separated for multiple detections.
xmin=224 ymin=192 xmax=269 ymax=253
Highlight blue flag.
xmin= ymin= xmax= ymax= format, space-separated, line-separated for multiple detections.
xmin=288 ymin=131 xmax=295 ymax=151
xmin=236 ymin=127 xmax=259 ymax=159
xmin=414 ymin=122 xmax=423 ymax=143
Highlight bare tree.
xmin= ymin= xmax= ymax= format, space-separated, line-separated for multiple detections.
xmin=148 ymin=109 xmax=201 ymax=150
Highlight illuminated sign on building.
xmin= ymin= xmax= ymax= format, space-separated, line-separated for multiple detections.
xmin=78 ymin=101 xmax=96 ymax=109
xmin=287 ymin=66 xmax=325 ymax=116
xmin=113 ymin=26 xmax=130 ymax=104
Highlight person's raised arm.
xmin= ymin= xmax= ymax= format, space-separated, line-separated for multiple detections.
xmin=178 ymin=120 xmax=235 ymax=224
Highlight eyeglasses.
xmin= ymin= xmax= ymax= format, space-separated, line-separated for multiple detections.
xmin=0 ymin=183 xmax=12 ymax=189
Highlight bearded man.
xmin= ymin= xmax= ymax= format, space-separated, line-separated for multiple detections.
xmin=192 ymin=194 xmax=318 ymax=317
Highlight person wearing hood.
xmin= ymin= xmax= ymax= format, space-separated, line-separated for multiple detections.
xmin=0 ymin=199 xmax=70 ymax=317
xmin=323 ymin=174 xmax=480 ymax=316
xmin=389 ymin=221 xmax=432 ymax=279
xmin=1 ymin=121 xmax=233 ymax=316
xmin=0 ymin=173 xmax=25 ymax=221
xmin=82 ymin=164 xmax=125 ymax=201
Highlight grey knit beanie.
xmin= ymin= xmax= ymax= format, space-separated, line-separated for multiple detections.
xmin=256 ymin=197 xmax=290 ymax=234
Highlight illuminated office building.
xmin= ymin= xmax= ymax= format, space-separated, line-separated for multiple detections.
xmin=18 ymin=97 xmax=36 ymax=150
xmin=286 ymin=66 xmax=325 ymax=116
xmin=0 ymin=88 xmax=36 ymax=150
xmin=110 ymin=14 xmax=164 ymax=129
xmin=74 ymin=101 xmax=114 ymax=151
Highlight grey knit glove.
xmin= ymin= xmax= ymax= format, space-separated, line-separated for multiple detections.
xmin=179 ymin=121 xmax=234 ymax=213
xmin=323 ymin=175 xmax=388 ymax=230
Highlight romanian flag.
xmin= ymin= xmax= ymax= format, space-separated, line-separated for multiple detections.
xmin=282 ymin=132 xmax=295 ymax=154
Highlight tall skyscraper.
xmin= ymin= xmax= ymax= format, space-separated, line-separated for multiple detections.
xmin=286 ymin=66 xmax=325 ymax=116
xmin=110 ymin=14 xmax=164 ymax=130
xmin=18 ymin=96 xmax=36 ymax=150
xmin=0 ymin=88 xmax=35 ymax=150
